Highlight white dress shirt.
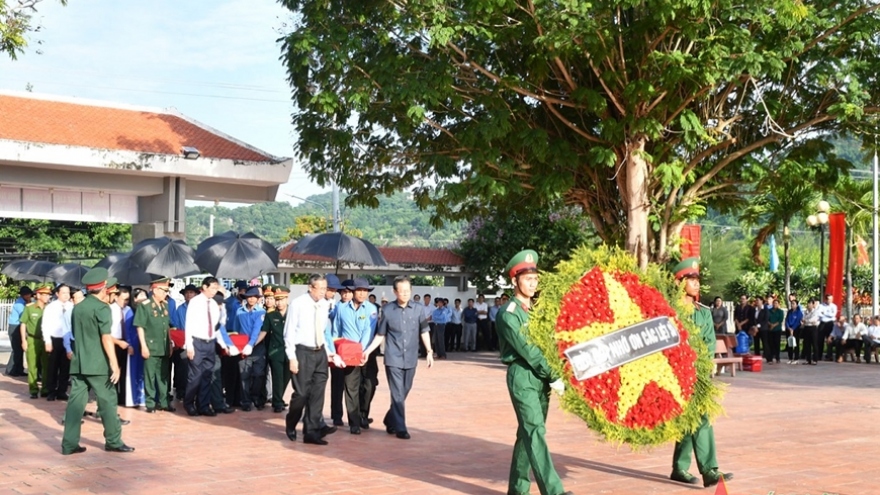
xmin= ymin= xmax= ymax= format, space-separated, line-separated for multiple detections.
xmin=110 ymin=303 xmax=124 ymax=339
xmin=475 ymin=301 xmax=489 ymax=320
xmin=283 ymin=292 xmax=331 ymax=360
xmin=41 ymin=299 xmax=72 ymax=342
xmin=184 ymin=293 xmax=221 ymax=350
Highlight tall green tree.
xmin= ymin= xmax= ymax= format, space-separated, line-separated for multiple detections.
xmin=0 ymin=219 xmax=131 ymax=262
xmin=1 ymin=0 xmax=66 ymax=59
xmin=281 ymin=0 xmax=880 ymax=266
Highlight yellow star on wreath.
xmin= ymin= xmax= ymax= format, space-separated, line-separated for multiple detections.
xmin=616 ymin=352 xmax=686 ymax=420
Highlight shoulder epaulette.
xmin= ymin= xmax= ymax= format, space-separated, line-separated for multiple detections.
xmin=506 ymin=302 xmax=516 ymax=313
xmin=141 ymin=299 xmax=152 ymax=305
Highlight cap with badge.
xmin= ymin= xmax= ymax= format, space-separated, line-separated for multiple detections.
xmin=150 ymin=277 xmax=172 ymax=291
xmin=506 ymin=249 xmax=539 ymax=278
xmin=262 ymin=284 xmax=275 ymax=297
xmin=106 ymin=281 xmax=120 ymax=294
xmin=243 ymin=285 xmax=262 ymax=298
xmin=81 ymin=267 xmax=118 ymax=292
xmin=673 ymin=257 xmax=700 ymax=281
xmin=273 ymin=285 xmax=290 ymax=299
xmin=34 ymin=283 xmax=53 ymax=295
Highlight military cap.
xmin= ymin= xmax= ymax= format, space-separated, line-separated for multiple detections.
xmin=506 ymin=249 xmax=539 ymax=278
xmin=673 ymin=257 xmax=700 ymax=280
xmin=34 ymin=284 xmax=53 ymax=295
xmin=273 ymin=285 xmax=290 ymax=299
xmin=262 ymin=284 xmax=275 ymax=297
xmin=179 ymin=284 xmax=200 ymax=295
xmin=81 ymin=267 xmax=116 ymax=291
xmin=243 ymin=286 xmax=262 ymax=297
xmin=150 ymin=277 xmax=172 ymax=291
xmin=106 ymin=282 xmax=120 ymax=294
xmin=325 ymin=274 xmax=344 ymax=291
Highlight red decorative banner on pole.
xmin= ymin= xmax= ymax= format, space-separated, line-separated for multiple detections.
xmin=827 ymin=212 xmax=846 ymax=315
xmin=680 ymin=224 xmax=701 ymax=260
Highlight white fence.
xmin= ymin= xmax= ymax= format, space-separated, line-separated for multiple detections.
xmin=0 ymin=299 xmax=11 ymax=350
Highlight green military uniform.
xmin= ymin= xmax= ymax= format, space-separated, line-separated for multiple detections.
xmin=263 ymin=285 xmax=290 ymax=411
xmin=496 ymin=250 xmax=566 ymax=495
xmin=134 ymin=285 xmax=172 ymax=410
xmin=61 ymin=269 xmax=125 ymax=454
xmin=670 ymin=257 xmax=730 ymax=488
xmin=21 ymin=286 xmax=51 ymax=397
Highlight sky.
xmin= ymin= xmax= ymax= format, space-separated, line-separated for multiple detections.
xmin=0 ymin=0 xmax=329 ymax=207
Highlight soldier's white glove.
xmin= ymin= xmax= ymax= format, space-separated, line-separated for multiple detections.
xmin=549 ymin=379 xmax=565 ymax=396
xmin=242 ymin=344 xmax=253 ymax=356
xmin=228 ymin=346 xmax=240 ymax=357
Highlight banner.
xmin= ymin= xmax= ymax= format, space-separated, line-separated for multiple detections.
xmin=768 ymin=234 xmax=779 ymax=273
xmin=827 ymin=212 xmax=846 ymax=314
xmin=680 ymin=224 xmax=701 ymax=259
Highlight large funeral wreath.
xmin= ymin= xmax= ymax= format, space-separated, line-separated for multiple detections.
xmin=527 ymin=246 xmax=724 ymax=447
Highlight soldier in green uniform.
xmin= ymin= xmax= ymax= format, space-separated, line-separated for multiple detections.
xmin=670 ymin=257 xmax=733 ymax=488
xmin=135 ymin=277 xmax=175 ymax=413
xmin=61 ymin=268 xmax=134 ymax=455
xmin=21 ymin=284 xmax=52 ymax=399
xmin=263 ymin=285 xmax=291 ymax=413
xmin=496 ymin=250 xmax=573 ymax=495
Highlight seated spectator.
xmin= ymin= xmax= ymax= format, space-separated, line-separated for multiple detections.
xmin=862 ymin=316 xmax=880 ymax=363
xmin=846 ymin=315 xmax=867 ymax=361
xmin=826 ymin=316 xmax=848 ymax=362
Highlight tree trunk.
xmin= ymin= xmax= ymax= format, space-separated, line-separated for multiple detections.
xmin=624 ymin=137 xmax=650 ymax=268
xmin=783 ymin=223 xmax=791 ymax=302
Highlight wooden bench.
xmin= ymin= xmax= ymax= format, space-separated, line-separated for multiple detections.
xmin=714 ymin=339 xmax=743 ymax=377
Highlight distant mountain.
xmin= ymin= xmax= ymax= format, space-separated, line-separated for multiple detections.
xmin=185 ymin=192 xmax=464 ymax=247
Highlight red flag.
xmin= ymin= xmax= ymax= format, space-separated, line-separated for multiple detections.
xmin=680 ymin=224 xmax=701 ymax=259
xmin=714 ymin=474 xmax=729 ymax=495
xmin=857 ymin=235 xmax=870 ymax=266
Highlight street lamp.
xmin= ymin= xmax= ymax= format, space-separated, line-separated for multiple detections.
xmin=807 ymin=200 xmax=831 ymax=298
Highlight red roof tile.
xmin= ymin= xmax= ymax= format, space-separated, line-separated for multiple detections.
xmin=0 ymin=93 xmax=276 ymax=162
xmin=279 ymin=244 xmax=463 ymax=267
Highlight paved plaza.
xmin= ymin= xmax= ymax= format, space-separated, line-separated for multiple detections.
xmin=0 ymin=350 xmax=873 ymax=495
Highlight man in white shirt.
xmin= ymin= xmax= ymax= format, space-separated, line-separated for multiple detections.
xmin=817 ymin=294 xmax=838 ymax=361
xmin=475 ymin=294 xmax=489 ymax=351
xmin=283 ymin=274 xmax=345 ymax=445
xmin=43 ymin=284 xmax=73 ymax=401
xmin=183 ymin=277 xmax=222 ymax=416
xmin=863 ymin=316 xmax=880 ymax=363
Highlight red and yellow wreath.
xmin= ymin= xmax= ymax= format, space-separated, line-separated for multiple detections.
xmin=528 ymin=246 xmax=724 ymax=447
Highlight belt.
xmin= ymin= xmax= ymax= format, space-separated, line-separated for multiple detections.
xmin=193 ymin=337 xmax=213 ymax=343
xmin=296 ymin=344 xmax=324 ymax=352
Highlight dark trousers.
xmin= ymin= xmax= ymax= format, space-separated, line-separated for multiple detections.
xmin=864 ymin=338 xmax=880 ymax=363
xmin=342 ymin=365 xmax=362 ymax=427
xmin=434 ymin=323 xmax=447 ymax=358
xmin=5 ymin=324 xmax=25 ymax=376
xmin=171 ymin=348 xmax=187 ymax=400
xmin=46 ymin=337 xmax=71 ymax=397
xmin=767 ymin=331 xmax=782 ymax=363
xmin=446 ymin=323 xmax=462 ymax=351
xmin=238 ymin=343 xmax=267 ymax=408
xmin=330 ymin=367 xmax=345 ymax=423
xmin=490 ymin=320 xmax=498 ymax=351
xmin=800 ymin=325 xmax=819 ymax=362
xmin=285 ymin=346 xmax=328 ymax=439
xmin=755 ymin=329 xmax=767 ymax=358
xmin=221 ymin=354 xmax=241 ymax=407
xmin=114 ymin=347 xmax=128 ymax=405
xmin=786 ymin=330 xmax=799 ymax=361
xmin=267 ymin=351 xmax=290 ymax=410
xmin=185 ymin=338 xmax=215 ymax=413
xmin=210 ymin=346 xmax=229 ymax=411
xmin=477 ymin=319 xmax=490 ymax=350
xmin=359 ymin=351 xmax=379 ymax=422
xmin=383 ymin=365 xmax=416 ymax=433
xmin=819 ymin=321 xmax=834 ymax=360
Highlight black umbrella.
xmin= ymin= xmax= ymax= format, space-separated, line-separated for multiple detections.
xmin=195 ymin=231 xmax=279 ymax=279
xmin=129 ymin=237 xmax=200 ymax=278
xmin=1 ymin=260 xmax=58 ymax=282
xmin=47 ymin=263 xmax=91 ymax=288
xmin=291 ymin=232 xmax=387 ymax=266
xmin=100 ymin=254 xmax=162 ymax=286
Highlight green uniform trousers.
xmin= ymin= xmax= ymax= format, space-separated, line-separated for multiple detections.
xmin=506 ymin=362 xmax=564 ymax=495
xmin=61 ymin=374 xmax=123 ymax=454
xmin=268 ymin=354 xmax=290 ymax=409
xmin=25 ymin=336 xmax=48 ymax=396
xmin=144 ymin=356 xmax=170 ymax=409
xmin=672 ymin=414 xmax=717 ymax=474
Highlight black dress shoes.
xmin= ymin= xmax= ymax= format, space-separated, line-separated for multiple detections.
xmin=200 ymin=409 xmax=217 ymax=417
xmin=273 ymin=406 xmax=285 ymax=413
xmin=241 ymin=405 xmax=253 ymax=412
xmin=360 ymin=419 xmax=370 ymax=429
xmin=395 ymin=431 xmax=411 ymax=440
xmin=62 ymin=445 xmax=87 ymax=455
xmin=303 ymin=435 xmax=328 ymax=445
xmin=46 ymin=394 xmax=56 ymax=402
xmin=286 ymin=430 xmax=297 ymax=442
xmin=186 ymin=408 xmax=199 ymax=417
xmin=218 ymin=407 xmax=235 ymax=414
xmin=350 ymin=427 xmax=361 ymax=435
xmin=385 ymin=425 xmax=396 ymax=435
xmin=320 ymin=425 xmax=337 ymax=437
xmin=105 ymin=444 xmax=135 ymax=453
xmin=162 ymin=405 xmax=176 ymax=413
xmin=332 ymin=419 xmax=344 ymax=426
xmin=57 ymin=393 xmax=69 ymax=401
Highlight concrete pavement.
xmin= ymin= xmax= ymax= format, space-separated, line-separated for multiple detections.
xmin=0 ymin=350 xmax=872 ymax=495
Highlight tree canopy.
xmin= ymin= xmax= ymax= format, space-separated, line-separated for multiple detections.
xmin=280 ymin=0 xmax=880 ymax=265
xmin=0 ymin=218 xmax=130 ymax=263
xmin=1 ymin=0 xmax=66 ymax=59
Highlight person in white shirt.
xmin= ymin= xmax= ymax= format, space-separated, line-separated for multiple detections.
xmin=475 ymin=294 xmax=489 ymax=351
xmin=448 ymin=298 xmax=463 ymax=352
xmin=43 ymin=284 xmax=73 ymax=401
xmin=862 ymin=316 xmax=880 ymax=363
xmin=107 ymin=284 xmax=132 ymax=405
xmin=181 ymin=277 xmax=222 ymax=416
xmin=817 ymin=294 xmax=838 ymax=361
xmin=846 ymin=314 xmax=868 ymax=361
xmin=283 ymin=274 xmax=344 ymax=445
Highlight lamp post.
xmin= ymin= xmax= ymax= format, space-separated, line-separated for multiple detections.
xmin=807 ymin=200 xmax=831 ymax=298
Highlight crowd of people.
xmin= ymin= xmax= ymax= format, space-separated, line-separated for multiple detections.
xmin=723 ymin=292 xmax=880 ymax=365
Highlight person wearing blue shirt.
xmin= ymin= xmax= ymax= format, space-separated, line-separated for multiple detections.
xmin=5 ymin=286 xmax=33 ymax=376
xmin=785 ymin=300 xmax=803 ymax=364
xmin=328 ymin=278 xmax=378 ymax=434
xmin=462 ymin=299 xmax=479 ymax=352
xmin=431 ymin=299 xmax=451 ymax=359
xmin=225 ymin=280 xmax=247 ymax=330
xmin=234 ymin=286 xmax=267 ymax=411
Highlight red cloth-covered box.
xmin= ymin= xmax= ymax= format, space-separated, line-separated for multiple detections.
xmin=170 ymin=329 xmax=185 ymax=349
xmin=229 ymin=334 xmax=250 ymax=350
xmin=742 ymin=355 xmax=763 ymax=372
xmin=332 ymin=338 xmax=364 ymax=367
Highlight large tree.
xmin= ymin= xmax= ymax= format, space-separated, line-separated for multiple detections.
xmin=280 ymin=0 xmax=880 ymax=265
xmin=1 ymin=0 xmax=66 ymax=59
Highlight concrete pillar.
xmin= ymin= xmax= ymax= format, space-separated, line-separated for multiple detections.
xmin=137 ymin=177 xmax=186 ymax=239
xmin=132 ymin=222 xmax=163 ymax=246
